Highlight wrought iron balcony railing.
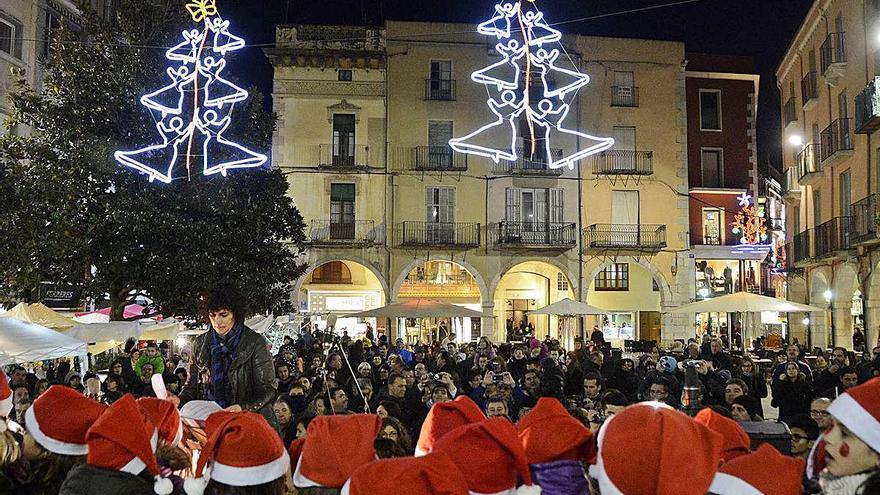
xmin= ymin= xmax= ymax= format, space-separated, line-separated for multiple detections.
xmin=855 ymin=77 xmax=880 ymax=134
xmin=815 ymin=216 xmax=852 ymax=257
xmin=493 ymin=147 xmax=564 ymax=175
xmin=801 ymin=71 xmax=819 ymax=107
xmin=820 ymin=32 xmax=847 ymax=74
xmin=397 ymin=221 xmax=480 ymax=248
xmin=819 ymin=118 xmax=853 ymax=162
xmin=495 ymin=222 xmax=577 ymax=247
xmin=584 ymin=224 xmax=666 ymax=250
xmin=411 ymin=146 xmax=467 ymax=171
xmin=793 ymin=230 xmax=813 ymax=263
xmin=784 ymin=167 xmax=801 ymax=196
xmin=319 ymin=144 xmax=373 ymax=168
xmin=425 ymin=78 xmax=456 ymax=101
xmin=797 ymin=143 xmax=822 ymax=181
xmin=592 ymin=150 xmax=653 ymax=176
xmin=309 ymin=220 xmax=377 ymax=244
xmin=850 ymin=194 xmax=878 ymax=244
xmin=611 ymin=86 xmax=639 ymax=107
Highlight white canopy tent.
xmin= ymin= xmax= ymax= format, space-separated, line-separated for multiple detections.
xmin=64 ymin=319 xmax=181 ymax=354
xmin=0 ymin=317 xmax=88 ymax=367
xmin=346 ymin=299 xmax=485 ymax=343
xmin=668 ymin=292 xmax=825 ymax=347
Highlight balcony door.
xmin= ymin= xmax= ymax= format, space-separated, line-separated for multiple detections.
xmin=426 ymin=186 xmax=455 ymax=243
xmin=428 ymin=120 xmax=453 ymax=168
xmin=702 ymin=208 xmax=722 ymax=245
xmin=429 ymin=60 xmax=452 ymax=99
xmin=612 ymin=126 xmax=636 ymax=171
xmin=330 ymin=183 xmax=355 ymax=239
xmin=612 ymin=190 xmax=639 ymax=245
xmin=332 ymin=114 xmax=356 ymax=166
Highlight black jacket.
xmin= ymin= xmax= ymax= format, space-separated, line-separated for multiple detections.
xmin=59 ymin=464 xmax=156 ymax=495
xmin=179 ymin=325 xmax=277 ymax=426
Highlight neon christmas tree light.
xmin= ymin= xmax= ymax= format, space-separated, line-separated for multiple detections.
xmin=115 ymin=0 xmax=267 ymax=183
xmin=450 ymin=1 xmax=614 ymax=169
xmin=731 ymin=193 xmax=769 ymax=245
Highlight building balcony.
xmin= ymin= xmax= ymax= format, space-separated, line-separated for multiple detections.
xmin=318 ymin=144 xmax=375 ymax=169
xmin=784 ymin=166 xmax=801 ymax=201
xmin=850 ymin=194 xmax=879 ymax=245
xmin=308 ymin=220 xmax=379 ymax=246
xmin=583 ymin=224 xmax=666 ymax=251
xmin=592 ymin=150 xmax=653 ymax=176
xmin=392 ymin=146 xmax=467 ymax=172
xmin=494 ymin=222 xmax=577 ymax=248
xmin=396 ymin=221 xmax=480 ymax=248
xmin=801 ymin=71 xmax=819 ymax=110
xmin=425 ymin=79 xmax=456 ymax=101
xmin=783 ymin=96 xmax=798 ymax=130
xmin=493 ymin=147 xmax=564 ymax=176
xmin=855 ymin=77 xmax=880 ymax=134
xmin=814 ymin=216 xmax=852 ymax=258
xmin=797 ymin=143 xmax=823 ymax=187
xmin=610 ymin=86 xmax=639 ymax=107
xmin=793 ymin=230 xmax=813 ymax=264
xmin=820 ymin=32 xmax=847 ymax=86
xmin=820 ymin=118 xmax=854 ymax=167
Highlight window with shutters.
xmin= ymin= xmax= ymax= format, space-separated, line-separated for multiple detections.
xmin=595 ymin=263 xmax=629 ymax=291
xmin=330 ymin=184 xmax=355 ymax=239
xmin=426 ymin=187 xmax=455 ymax=243
xmin=429 ymin=60 xmax=453 ymax=100
xmin=311 ymin=261 xmax=352 ymax=284
xmin=427 ymin=121 xmax=454 ymax=168
xmin=701 ymin=149 xmax=723 ymax=188
xmin=505 ymin=187 xmax=564 ymax=242
xmin=332 ymin=114 xmax=356 ymax=166
xmin=699 ymin=90 xmax=722 ymax=131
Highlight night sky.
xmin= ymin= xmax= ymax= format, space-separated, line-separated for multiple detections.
xmin=218 ymin=0 xmax=814 ymax=170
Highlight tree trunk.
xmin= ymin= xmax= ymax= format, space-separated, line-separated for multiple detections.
xmin=109 ymin=286 xmax=128 ymax=321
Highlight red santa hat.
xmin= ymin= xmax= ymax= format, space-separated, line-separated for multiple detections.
xmin=694 ymin=407 xmax=751 ymax=463
xmin=516 ymin=397 xmax=596 ymax=464
xmin=588 ymin=402 xmax=722 ymax=495
xmin=25 ymin=385 xmax=106 ymax=455
xmin=85 ymin=394 xmax=172 ymax=495
xmin=341 ymin=452 xmax=469 ymax=495
xmin=183 ymin=411 xmax=289 ymax=495
xmin=292 ymin=414 xmax=381 ymax=489
xmin=826 ymin=376 xmax=880 ymax=453
xmin=416 ymin=395 xmax=485 ymax=456
xmin=432 ymin=417 xmax=541 ymax=495
xmin=0 ymin=369 xmax=12 ymax=431
xmin=709 ymin=444 xmax=805 ymax=495
xmin=137 ymin=397 xmax=183 ymax=447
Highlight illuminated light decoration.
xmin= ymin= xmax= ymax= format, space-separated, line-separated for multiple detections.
xmin=115 ymin=1 xmax=266 ymax=183
xmin=449 ymin=1 xmax=613 ymax=169
xmin=731 ymin=193 xmax=769 ymax=245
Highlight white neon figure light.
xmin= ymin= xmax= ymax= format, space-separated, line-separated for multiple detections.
xmin=115 ymin=4 xmax=266 ymax=183
xmin=450 ymin=1 xmax=613 ymax=169
xmin=737 ymin=192 xmax=752 ymax=207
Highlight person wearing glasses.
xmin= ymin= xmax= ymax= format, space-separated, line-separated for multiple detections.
xmin=787 ymin=414 xmax=820 ymax=460
xmin=809 ymin=397 xmax=833 ymax=430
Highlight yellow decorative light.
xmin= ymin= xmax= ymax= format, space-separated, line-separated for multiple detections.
xmin=185 ymin=0 xmax=218 ymax=23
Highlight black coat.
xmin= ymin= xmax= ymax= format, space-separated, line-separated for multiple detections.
xmin=179 ymin=325 xmax=277 ymax=426
xmin=59 ymin=464 xmax=156 ymax=495
xmin=771 ymin=379 xmax=813 ymax=422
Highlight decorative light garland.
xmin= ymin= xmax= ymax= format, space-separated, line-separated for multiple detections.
xmin=731 ymin=193 xmax=769 ymax=245
xmin=449 ymin=1 xmax=614 ymax=169
xmin=115 ymin=0 xmax=267 ymax=183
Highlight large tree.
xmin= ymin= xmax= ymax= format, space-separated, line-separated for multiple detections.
xmin=0 ymin=0 xmax=306 ymax=320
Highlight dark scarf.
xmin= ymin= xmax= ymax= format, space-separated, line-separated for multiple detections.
xmin=209 ymin=321 xmax=244 ymax=407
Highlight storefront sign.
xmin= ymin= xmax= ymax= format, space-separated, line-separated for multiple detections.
xmin=325 ymin=296 xmax=365 ymax=312
xmin=39 ymin=283 xmax=81 ymax=310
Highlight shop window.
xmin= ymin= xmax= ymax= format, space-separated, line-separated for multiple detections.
xmin=702 ymin=208 xmax=722 ymax=245
xmin=557 ymin=272 xmax=569 ymax=291
xmin=311 ymin=261 xmax=351 ymax=284
xmin=595 ymin=263 xmax=629 ymax=291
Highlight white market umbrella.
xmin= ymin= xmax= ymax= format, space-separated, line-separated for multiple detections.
xmin=668 ymin=292 xmax=824 ymax=314
xmin=667 ymin=292 xmax=825 ymax=348
xmin=345 ymin=299 xmax=485 ymax=319
xmin=0 ymin=317 xmax=88 ymax=367
xmin=530 ymin=298 xmax=608 ymax=316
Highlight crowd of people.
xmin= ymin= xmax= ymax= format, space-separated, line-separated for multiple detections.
xmin=0 ymin=284 xmax=878 ymax=494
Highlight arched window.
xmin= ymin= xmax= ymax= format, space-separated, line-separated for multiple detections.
xmin=312 ymin=261 xmax=352 ymax=284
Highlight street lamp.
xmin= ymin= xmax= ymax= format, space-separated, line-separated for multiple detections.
xmin=802 ymin=316 xmax=810 ymax=325
xmin=788 ymin=135 xmax=804 ymax=146
xmin=824 ymin=290 xmax=834 ymax=348
xmin=698 ymin=287 xmax=710 ymax=298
